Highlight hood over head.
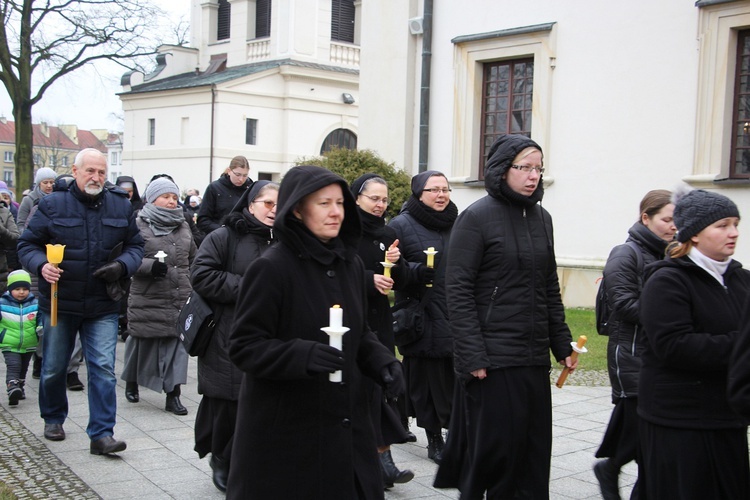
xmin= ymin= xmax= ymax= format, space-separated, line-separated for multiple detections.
xmin=275 ymin=165 xmax=360 ymax=251
xmin=484 ymin=134 xmax=543 ymax=202
xmin=115 ymin=175 xmax=142 ymax=204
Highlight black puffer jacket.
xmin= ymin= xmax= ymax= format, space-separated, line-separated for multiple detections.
xmin=603 ymin=222 xmax=669 ymax=401
xmin=190 ymin=183 xmax=274 ymax=401
xmin=446 ymin=134 xmax=572 ymax=376
xmin=196 ymin=173 xmax=252 ymax=234
xmin=639 ymin=256 xmax=750 ymax=429
xmin=388 ymin=209 xmax=453 ymax=358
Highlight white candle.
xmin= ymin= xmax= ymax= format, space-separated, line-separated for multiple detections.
xmin=329 ymin=305 xmax=343 ymax=329
xmin=155 ymin=250 xmax=167 ymax=263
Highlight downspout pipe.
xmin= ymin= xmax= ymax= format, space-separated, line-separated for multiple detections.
xmin=418 ymin=0 xmax=433 ymax=173
xmin=209 ymin=84 xmax=216 ymax=184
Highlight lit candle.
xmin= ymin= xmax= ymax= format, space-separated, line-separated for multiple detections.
xmin=329 ymin=305 xmax=343 ymax=329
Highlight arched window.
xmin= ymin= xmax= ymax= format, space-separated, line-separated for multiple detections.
xmin=320 ymin=129 xmax=357 ymax=154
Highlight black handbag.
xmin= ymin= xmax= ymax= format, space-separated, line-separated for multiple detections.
xmin=177 ymin=291 xmax=216 ymax=357
xmin=392 ymin=286 xmax=434 ymax=347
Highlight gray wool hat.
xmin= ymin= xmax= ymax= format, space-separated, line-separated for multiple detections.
xmin=673 ymin=188 xmax=740 ymax=243
xmin=144 ymin=177 xmax=179 ymax=204
xmin=34 ymin=167 xmax=57 ymax=185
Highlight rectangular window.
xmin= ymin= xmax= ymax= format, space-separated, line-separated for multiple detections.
xmin=217 ymin=0 xmax=231 ymax=40
xmin=246 ymin=118 xmax=258 ymax=145
xmin=256 ymin=0 xmax=271 ymax=38
xmin=50 ymin=155 xmax=57 ymax=167
xmin=33 ymin=154 xmax=40 ymax=165
xmin=61 ymin=156 xmax=68 ymax=167
xmin=110 ymin=151 xmax=120 ymax=166
xmin=148 ymin=118 xmax=156 ymax=146
xmin=331 ymin=0 xmax=355 ymax=43
xmin=3 ymin=170 xmax=12 ymax=187
xmin=479 ymin=58 xmax=534 ymax=177
xmin=731 ymin=30 xmax=750 ymax=178
xmin=181 ymin=117 xmax=189 ymax=145
xmin=3 ymin=151 xmax=12 ymax=163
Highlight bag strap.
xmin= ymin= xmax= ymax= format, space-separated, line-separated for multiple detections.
xmin=211 ymin=229 xmax=240 ymax=325
xmin=623 ymin=240 xmax=644 ymax=289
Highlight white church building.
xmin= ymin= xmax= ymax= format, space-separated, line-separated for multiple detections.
xmin=120 ymin=0 xmax=750 ymax=306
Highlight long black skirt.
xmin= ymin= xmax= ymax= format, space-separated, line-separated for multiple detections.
xmin=434 ymin=366 xmax=552 ymax=500
xmin=366 ymin=378 xmax=410 ymax=448
xmin=596 ymin=397 xmax=638 ymax=467
xmin=403 ymin=356 xmax=454 ymax=432
xmin=638 ymin=419 xmax=750 ymax=499
xmin=194 ymin=396 xmax=238 ymax=461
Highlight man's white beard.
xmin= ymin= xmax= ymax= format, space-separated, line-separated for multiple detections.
xmin=84 ymin=183 xmax=103 ymax=196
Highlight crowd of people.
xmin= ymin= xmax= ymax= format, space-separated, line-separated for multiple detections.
xmin=1 ymin=135 xmax=750 ymax=498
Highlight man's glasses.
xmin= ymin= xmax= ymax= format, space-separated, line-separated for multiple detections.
xmin=359 ymin=194 xmax=389 ymax=205
xmin=253 ymin=200 xmax=277 ymax=209
xmin=422 ymin=187 xmax=452 ymax=194
xmin=231 ymin=170 xmax=249 ymax=179
xmin=510 ymin=164 xmax=545 ymax=175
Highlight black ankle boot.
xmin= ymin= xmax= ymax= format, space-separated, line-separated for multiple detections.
xmin=165 ymin=385 xmax=188 ymax=415
xmin=425 ymin=430 xmax=444 ymax=464
xmin=379 ymin=450 xmax=414 ymax=489
xmin=210 ymin=454 xmax=229 ymax=492
xmin=593 ymin=459 xmax=621 ymax=500
xmin=125 ymin=382 xmax=139 ymax=403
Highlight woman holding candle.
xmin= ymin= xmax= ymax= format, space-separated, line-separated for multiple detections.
xmin=351 ymin=173 xmax=414 ymax=489
xmin=593 ymin=189 xmax=676 ymax=499
xmin=388 ymin=170 xmax=458 ymax=464
xmin=190 ymin=180 xmax=278 ymax=493
xmin=227 ymin=165 xmax=404 ymax=499
xmin=434 ymin=134 xmax=575 ymax=498
xmin=120 ymin=178 xmax=196 ymax=415
xmin=637 ymin=187 xmax=750 ymax=499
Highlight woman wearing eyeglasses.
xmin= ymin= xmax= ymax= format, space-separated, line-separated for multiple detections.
xmin=196 ymin=156 xmax=253 ymax=235
xmin=388 ymin=170 xmax=458 ymax=465
xmin=434 ymin=134 xmax=575 ymax=499
xmin=190 ymin=180 xmax=278 ymax=492
xmin=351 ymin=173 xmax=414 ymax=489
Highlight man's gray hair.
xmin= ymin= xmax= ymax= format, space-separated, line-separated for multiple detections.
xmin=74 ymin=148 xmax=107 ymax=168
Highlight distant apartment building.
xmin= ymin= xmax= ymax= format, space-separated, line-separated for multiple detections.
xmin=0 ymin=116 xmax=120 ymax=194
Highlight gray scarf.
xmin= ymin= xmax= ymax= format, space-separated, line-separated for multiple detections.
xmin=138 ymin=203 xmax=185 ymax=236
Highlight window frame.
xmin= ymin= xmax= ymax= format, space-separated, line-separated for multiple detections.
xmin=148 ymin=118 xmax=156 ymax=146
xmin=256 ymin=0 xmax=271 ymax=39
xmin=331 ymin=0 xmax=355 ymax=43
xmin=450 ymin=23 xmax=555 ymax=184
xmin=217 ymin=0 xmax=231 ymax=41
xmin=245 ymin=118 xmax=258 ymax=145
xmin=3 ymin=151 xmax=12 ymax=163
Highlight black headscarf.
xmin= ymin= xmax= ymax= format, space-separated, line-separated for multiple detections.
xmin=403 ymin=171 xmax=458 ymax=231
xmin=224 ymin=179 xmax=277 ymax=239
xmin=351 ymin=173 xmax=386 ymax=238
xmin=275 ymin=166 xmax=361 ymax=264
xmin=116 ymin=175 xmax=143 ymax=210
xmin=484 ymin=134 xmax=544 ymax=207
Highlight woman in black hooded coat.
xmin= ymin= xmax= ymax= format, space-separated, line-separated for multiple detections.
xmin=190 ymin=180 xmax=277 ymax=493
xmin=226 ymin=165 xmax=404 ymax=500
xmin=434 ymin=134 xmax=575 ymax=499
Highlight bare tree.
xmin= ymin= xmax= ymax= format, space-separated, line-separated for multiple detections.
xmin=0 ymin=0 xmax=165 ymax=191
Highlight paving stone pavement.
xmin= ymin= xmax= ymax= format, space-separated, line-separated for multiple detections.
xmin=0 ymin=341 xmax=635 ymax=499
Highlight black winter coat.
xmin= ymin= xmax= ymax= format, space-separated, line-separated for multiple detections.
xmin=388 ymin=210 xmax=453 ymax=357
xmin=446 ymin=195 xmax=571 ymax=375
xmin=602 ymin=222 xmax=669 ymax=401
xmin=226 ymin=166 xmax=397 ymax=500
xmin=191 ymin=207 xmax=273 ymax=401
xmin=196 ymin=174 xmax=251 ymax=234
xmin=639 ymin=256 xmax=750 ymax=429
xmin=17 ymin=182 xmax=144 ymax=317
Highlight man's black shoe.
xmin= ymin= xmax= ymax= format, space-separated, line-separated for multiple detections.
xmin=90 ymin=436 xmax=127 ymax=455
xmin=66 ymin=372 xmax=84 ymax=391
xmin=44 ymin=423 xmax=65 ymax=441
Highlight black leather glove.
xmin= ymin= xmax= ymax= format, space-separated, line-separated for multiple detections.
xmin=307 ymin=343 xmax=344 ymax=374
xmin=418 ymin=265 xmax=436 ymax=284
xmin=381 ymin=361 xmax=405 ymax=400
xmin=151 ymin=260 xmax=168 ymax=278
xmin=93 ymin=261 xmax=124 ymax=283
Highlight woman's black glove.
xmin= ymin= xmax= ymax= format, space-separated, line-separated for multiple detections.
xmin=418 ymin=265 xmax=436 ymax=284
xmin=307 ymin=344 xmax=344 ymax=374
xmin=381 ymin=361 xmax=405 ymax=399
xmin=93 ymin=261 xmax=124 ymax=283
xmin=151 ymin=261 xmax=168 ymax=278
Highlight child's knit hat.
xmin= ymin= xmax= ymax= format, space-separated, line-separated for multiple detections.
xmin=7 ymin=270 xmax=31 ymax=291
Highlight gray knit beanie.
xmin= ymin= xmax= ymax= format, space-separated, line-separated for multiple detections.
xmin=673 ymin=187 xmax=740 ymax=243
xmin=34 ymin=167 xmax=57 ymax=185
xmin=144 ymin=177 xmax=179 ymax=204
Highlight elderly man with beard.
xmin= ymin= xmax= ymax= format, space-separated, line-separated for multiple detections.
xmin=17 ymin=148 xmax=144 ymax=455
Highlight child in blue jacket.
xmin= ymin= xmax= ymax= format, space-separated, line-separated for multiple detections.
xmin=0 ymin=270 xmax=40 ymax=405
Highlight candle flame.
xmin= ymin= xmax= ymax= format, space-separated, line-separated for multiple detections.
xmin=332 ymin=304 xmax=341 ymax=309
